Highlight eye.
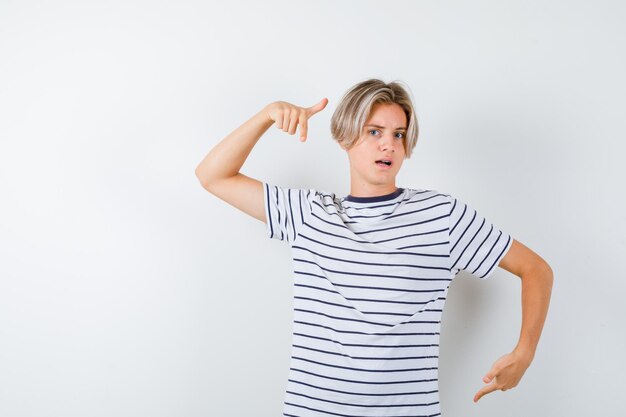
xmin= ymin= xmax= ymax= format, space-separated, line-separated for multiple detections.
xmin=368 ymin=129 xmax=405 ymax=140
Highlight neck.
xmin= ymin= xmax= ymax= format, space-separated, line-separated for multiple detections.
xmin=347 ymin=183 xmax=399 ymax=198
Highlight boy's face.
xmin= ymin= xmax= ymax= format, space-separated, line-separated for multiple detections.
xmin=341 ymin=103 xmax=407 ymax=188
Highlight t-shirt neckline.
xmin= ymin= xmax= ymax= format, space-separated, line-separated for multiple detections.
xmin=343 ymin=187 xmax=405 ymax=203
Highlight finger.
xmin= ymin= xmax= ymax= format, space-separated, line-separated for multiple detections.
xmin=274 ymin=110 xmax=283 ymax=130
xmin=288 ymin=112 xmax=298 ymax=135
xmin=474 ymin=382 xmax=499 ymax=403
xmin=299 ymin=112 xmax=308 ymax=141
xmin=281 ymin=111 xmax=290 ymax=132
xmin=483 ymin=371 xmax=497 ymax=384
xmin=483 ymin=360 xmax=504 ymax=383
xmin=276 ymin=110 xmax=284 ymax=130
xmin=307 ymin=97 xmax=328 ymax=117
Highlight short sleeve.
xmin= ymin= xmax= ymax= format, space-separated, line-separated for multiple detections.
xmin=448 ymin=195 xmax=513 ymax=280
xmin=262 ymin=182 xmax=313 ymax=243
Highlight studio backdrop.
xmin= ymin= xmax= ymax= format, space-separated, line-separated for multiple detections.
xmin=0 ymin=1 xmax=624 ymax=416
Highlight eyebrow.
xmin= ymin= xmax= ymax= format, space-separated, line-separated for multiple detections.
xmin=365 ymin=124 xmax=407 ymax=131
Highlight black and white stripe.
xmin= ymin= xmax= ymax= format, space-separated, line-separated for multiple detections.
xmin=263 ymin=183 xmax=513 ymax=416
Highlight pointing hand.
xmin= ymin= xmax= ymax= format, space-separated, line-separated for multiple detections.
xmin=265 ymin=98 xmax=329 ymax=142
xmin=473 ymin=350 xmax=532 ymax=403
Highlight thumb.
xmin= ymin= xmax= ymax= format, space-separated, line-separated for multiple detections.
xmin=307 ymin=97 xmax=328 ymax=116
xmin=483 ymin=371 xmax=496 ymax=383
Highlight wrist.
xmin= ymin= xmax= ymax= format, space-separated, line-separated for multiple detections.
xmin=513 ymin=344 xmax=535 ymax=364
xmin=262 ymin=102 xmax=276 ymax=124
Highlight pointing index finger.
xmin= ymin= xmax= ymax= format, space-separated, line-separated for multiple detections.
xmin=474 ymin=378 xmax=500 ymax=402
xmin=306 ymin=97 xmax=328 ymax=117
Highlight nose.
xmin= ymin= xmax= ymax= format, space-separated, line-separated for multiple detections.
xmin=378 ymin=133 xmax=396 ymax=152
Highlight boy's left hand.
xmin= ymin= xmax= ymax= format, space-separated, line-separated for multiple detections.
xmin=473 ymin=349 xmax=533 ymax=403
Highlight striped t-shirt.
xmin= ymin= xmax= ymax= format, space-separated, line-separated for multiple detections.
xmin=262 ymin=183 xmax=513 ymax=417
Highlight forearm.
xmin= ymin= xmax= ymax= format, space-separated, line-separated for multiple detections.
xmin=195 ymin=104 xmax=274 ymax=186
xmin=513 ymin=263 xmax=554 ymax=362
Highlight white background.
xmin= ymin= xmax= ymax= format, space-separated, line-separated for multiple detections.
xmin=1 ymin=0 xmax=625 ymax=416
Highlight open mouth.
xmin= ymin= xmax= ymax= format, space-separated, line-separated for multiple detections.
xmin=375 ymin=159 xmax=392 ymax=167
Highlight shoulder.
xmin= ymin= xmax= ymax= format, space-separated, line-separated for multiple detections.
xmin=403 ymin=187 xmax=453 ymax=206
xmin=309 ymin=188 xmax=343 ymax=212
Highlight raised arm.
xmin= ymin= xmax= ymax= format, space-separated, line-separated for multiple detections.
xmin=194 ymin=99 xmax=328 ymax=223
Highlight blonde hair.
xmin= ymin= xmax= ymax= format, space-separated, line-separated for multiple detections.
xmin=330 ymin=78 xmax=419 ymax=159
